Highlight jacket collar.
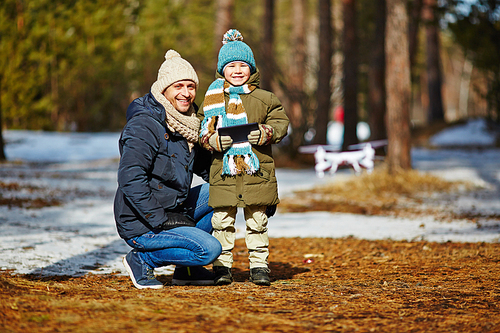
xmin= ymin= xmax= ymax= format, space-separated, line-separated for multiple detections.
xmin=145 ymin=92 xmax=167 ymax=123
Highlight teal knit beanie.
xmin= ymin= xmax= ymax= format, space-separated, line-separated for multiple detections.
xmin=217 ymin=29 xmax=256 ymax=75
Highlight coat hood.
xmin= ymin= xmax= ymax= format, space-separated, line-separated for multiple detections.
xmin=126 ymin=92 xmax=166 ymax=124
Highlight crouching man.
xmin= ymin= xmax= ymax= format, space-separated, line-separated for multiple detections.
xmin=114 ymin=50 xmax=221 ymax=289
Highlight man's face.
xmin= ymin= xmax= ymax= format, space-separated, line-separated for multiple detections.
xmin=163 ymin=80 xmax=197 ymax=113
xmin=224 ymin=62 xmax=251 ymax=86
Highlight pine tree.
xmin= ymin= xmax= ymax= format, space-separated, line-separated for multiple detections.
xmin=385 ymin=0 xmax=412 ymax=171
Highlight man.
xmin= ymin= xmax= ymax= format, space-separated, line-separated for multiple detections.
xmin=114 ymin=50 xmax=221 ymax=289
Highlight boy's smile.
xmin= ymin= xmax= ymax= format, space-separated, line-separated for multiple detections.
xmin=224 ymin=62 xmax=251 ymax=86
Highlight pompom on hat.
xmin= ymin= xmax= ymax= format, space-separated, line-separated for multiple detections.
xmin=151 ymin=50 xmax=199 ymax=94
xmin=217 ymin=29 xmax=256 ymax=75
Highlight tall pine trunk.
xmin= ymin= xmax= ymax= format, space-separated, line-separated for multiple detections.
xmin=214 ymin=0 xmax=234 ymax=66
xmin=287 ymin=0 xmax=307 ymax=151
xmin=260 ymin=0 xmax=274 ymax=91
xmin=408 ymin=0 xmax=423 ymax=72
xmin=314 ymin=0 xmax=333 ymax=145
xmin=423 ymin=0 xmax=445 ymax=123
xmin=342 ymin=0 xmax=359 ymax=150
xmin=0 ymin=77 xmax=5 ymax=161
xmin=368 ymin=0 xmax=387 ymax=142
xmin=385 ymin=0 xmax=412 ymax=171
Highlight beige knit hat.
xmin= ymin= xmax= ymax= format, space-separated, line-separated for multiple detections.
xmin=150 ymin=50 xmax=201 ymax=151
xmin=151 ymin=50 xmax=199 ymax=93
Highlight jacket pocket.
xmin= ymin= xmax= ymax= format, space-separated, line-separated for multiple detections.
xmin=257 ymin=164 xmax=271 ymax=181
xmin=246 ymin=162 xmax=272 ymax=184
xmin=162 ymin=154 xmax=179 ymax=184
xmin=152 ymin=154 xmax=177 ymax=184
xmin=150 ymin=178 xmax=177 ymax=210
xmin=210 ymin=163 xmax=236 ymax=185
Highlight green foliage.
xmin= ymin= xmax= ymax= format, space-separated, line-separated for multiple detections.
xmin=0 ymin=0 xmax=221 ymax=131
xmin=132 ymin=0 xmax=215 ymax=104
xmin=0 ymin=0 xmax=280 ymax=131
xmin=1 ymin=0 xmax=498 ymax=132
xmin=1 ymin=0 xmax=135 ymax=131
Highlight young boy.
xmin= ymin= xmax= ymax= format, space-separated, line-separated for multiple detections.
xmin=198 ymin=29 xmax=289 ymax=286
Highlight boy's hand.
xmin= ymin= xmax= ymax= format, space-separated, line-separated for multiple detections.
xmin=209 ymin=133 xmax=233 ymax=152
xmin=248 ymin=124 xmax=274 ymax=146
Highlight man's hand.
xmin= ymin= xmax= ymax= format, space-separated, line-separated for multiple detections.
xmin=160 ymin=212 xmax=196 ymax=230
xmin=209 ymin=133 xmax=233 ymax=152
xmin=248 ymin=124 xmax=273 ymax=146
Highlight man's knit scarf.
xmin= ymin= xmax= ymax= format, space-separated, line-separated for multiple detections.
xmin=200 ymin=78 xmax=259 ymax=176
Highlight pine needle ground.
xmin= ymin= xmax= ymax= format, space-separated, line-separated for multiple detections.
xmin=2 ymin=169 xmax=499 ymax=332
xmin=1 ymin=237 xmax=499 ymax=332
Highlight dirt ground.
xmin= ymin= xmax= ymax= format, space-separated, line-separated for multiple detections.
xmin=2 ymin=123 xmax=500 ymax=332
xmin=1 ymin=237 xmax=499 ymax=333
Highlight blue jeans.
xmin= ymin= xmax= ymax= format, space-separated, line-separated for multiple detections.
xmin=125 ymin=183 xmax=222 ymax=268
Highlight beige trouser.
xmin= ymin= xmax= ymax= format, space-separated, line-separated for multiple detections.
xmin=211 ymin=205 xmax=269 ymax=269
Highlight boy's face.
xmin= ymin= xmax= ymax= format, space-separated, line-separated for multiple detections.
xmin=163 ymin=80 xmax=197 ymax=113
xmin=224 ymin=62 xmax=251 ymax=86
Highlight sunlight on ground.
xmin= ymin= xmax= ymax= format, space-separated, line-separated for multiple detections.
xmin=279 ymin=168 xmax=478 ymax=218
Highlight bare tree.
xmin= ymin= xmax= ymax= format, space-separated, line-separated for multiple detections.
xmin=368 ymin=0 xmax=387 ymax=143
xmin=260 ymin=0 xmax=274 ymax=91
xmin=385 ymin=0 xmax=412 ymax=171
xmin=214 ymin=0 xmax=234 ymax=65
xmin=313 ymin=0 xmax=333 ymax=145
xmin=341 ymin=0 xmax=359 ymax=150
xmin=423 ymin=0 xmax=445 ymax=122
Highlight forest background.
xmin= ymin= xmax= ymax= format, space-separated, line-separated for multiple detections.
xmin=0 ymin=0 xmax=499 ymax=166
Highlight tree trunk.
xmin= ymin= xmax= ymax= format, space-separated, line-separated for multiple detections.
xmin=260 ymin=0 xmax=274 ymax=91
xmin=342 ymin=0 xmax=359 ymax=150
xmin=368 ymin=0 xmax=387 ymax=142
xmin=0 ymin=76 xmax=6 ymax=161
xmin=314 ymin=0 xmax=333 ymax=145
xmin=408 ymin=0 xmax=424 ymax=126
xmin=214 ymin=0 xmax=234 ymax=66
xmin=408 ymin=0 xmax=423 ymax=72
xmin=385 ymin=0 xmax=412 ymax=172
xmin=423 ymin=0 xmax=445 ymax=123
xmin=287 ymin=0 xmax=307 ymax=150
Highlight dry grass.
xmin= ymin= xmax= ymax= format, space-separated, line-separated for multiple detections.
xmin=1 ymin=238 xmax=499 ymax=332
xmin=279 ymin=169 xmax=478 ymax=220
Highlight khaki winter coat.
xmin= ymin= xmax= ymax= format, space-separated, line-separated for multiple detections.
xmin=197 ymin=70 xmax=289 ymax=208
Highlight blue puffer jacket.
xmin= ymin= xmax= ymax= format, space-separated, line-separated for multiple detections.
xmin=114 ymin=92 xmax=210 ymax=239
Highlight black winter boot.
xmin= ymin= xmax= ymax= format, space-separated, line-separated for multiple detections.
xmin=249 ymin=267 xmax=271 ymax=286
xmin=213 ymin=266 xmax=233 ymax=286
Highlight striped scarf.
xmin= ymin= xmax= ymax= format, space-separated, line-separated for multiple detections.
xmin=200 ymin=78 xmax=259 ymax=176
